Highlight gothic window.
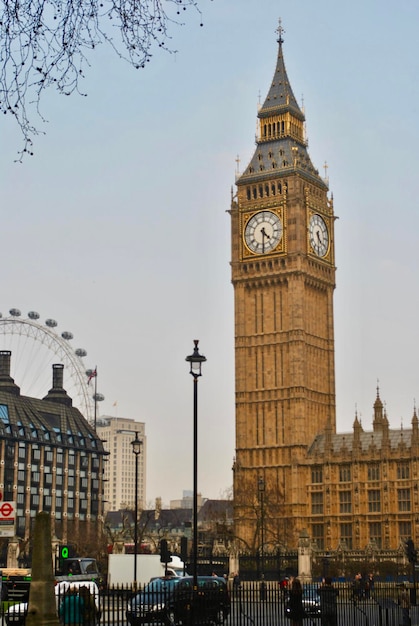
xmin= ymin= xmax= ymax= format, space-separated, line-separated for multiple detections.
xmin=340 ymin=523 xmax=352 ymax=549
xmin=311 ymin=524 xmax=324 ymax=549
xmin=339 ymin=465 xmax=351 ymax=482
xmin=311 ymin=467 xmax=323 ymax=483
xmin=339 ymin=491 xmax=352 ymax=513
xmin=278 ymin=182 xmax=282 ymax=194
xmin=369 ymin=522 xmax=382 ymax=548
xmin=252 ymin=187 xmax=257 ymax=199
xmin=271 ymin=183 xmax=276 ymax=195
xmin=368 ymin=464 xmax=380 ymax=481
xmin=247 ymin=187 xmax=251 ymax=200
xmin=398 ymin=488 xmax=411 ymax=512
xmin=368 ymin=490 xmax=381 ymax=512
xmin=258 ymin=185 xmax=263 ymax=198
xmin=311 ymin=492 xmax=323 ymax=515
xmin=265 ymin=184 xmax=270 ymax=197
xmin=399 ymin=521 xmax=412 ymax=541
xmin=397 ymin=463 xmax=410 ymax=480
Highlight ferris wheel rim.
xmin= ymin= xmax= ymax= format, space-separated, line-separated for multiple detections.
xmin=0 ymin=311 xmax=97 ymax=424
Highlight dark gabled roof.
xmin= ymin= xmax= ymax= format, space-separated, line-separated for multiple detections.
xmin=0 ymin=354 xmax=104 ymax=452
xmin=139 ymin=508 xmax=192 ymax=530
xmin=198 ymin=499 xmax=233 ymax=522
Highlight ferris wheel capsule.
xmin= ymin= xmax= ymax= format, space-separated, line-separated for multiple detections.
xmin=76 ymin=348 xmax=87 ymax=357
xmin=9 ymin=308 xmax=21 ymax=317
xmin=28 ymin=311 xmax=40 ymax=320
xmin=93 ymin=393 xmax=105 ymax=402
xmin=61 ymin=332 xmax=73 ymax=340
xmin=45 ymin=319 xmax=57 ymax=327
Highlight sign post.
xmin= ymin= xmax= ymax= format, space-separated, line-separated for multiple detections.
xmin=0 ymin=501 xmax=16 ymax=537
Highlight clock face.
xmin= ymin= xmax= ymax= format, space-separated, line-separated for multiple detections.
xmin=244 ymin=211 xmax=283 ymax=254
xmin=309 ymin=214 xmax=329 ymax=257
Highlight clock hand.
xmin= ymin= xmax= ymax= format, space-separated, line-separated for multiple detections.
xmin=316 ymin=230 xmax=322 ymax=244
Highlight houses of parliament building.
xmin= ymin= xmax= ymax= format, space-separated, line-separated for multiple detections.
xmin=230 ymin=26 xmax=418 ymax=555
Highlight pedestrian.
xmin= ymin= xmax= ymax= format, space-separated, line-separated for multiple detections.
xmin=364 ymin=573 xmax=374 ymax=600
xmin=59 ymin=587 xmax=85 ymax=625
xmin=233 ymin=572 xmax=241 ymax=593
xmin=399 ymin=583 xmax=411 ymax=626
xmin=317 ymin=576 xmax=339 ymax=626
xmin=287 ymin=577 xmax=304 ymax=626
xmin=352 ymin=572 xmax=362 ymax=603
xmin=79 ymin=585 xmax=98 ymax=626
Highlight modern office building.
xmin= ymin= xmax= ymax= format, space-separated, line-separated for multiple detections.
xmin=96 ymin=416 xmax=146 ymax=512
xmin=0 ymin=351 xmax=106 ymax=544
xmin=231 ymin=26 xmax=418 ymax=553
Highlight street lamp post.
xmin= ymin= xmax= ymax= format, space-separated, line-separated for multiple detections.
xmin=131 ymin=431 xmax=142 ymax=589
xmin=258 ymin=476 xmax=265 ymax=579
xmin=185 ymin=340 xmax=206 ymax=589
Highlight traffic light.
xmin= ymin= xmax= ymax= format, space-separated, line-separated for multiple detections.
xmin=180 ymin=536 xmax=188 ymax=563
xmin=405 ymin=538 xmax=417 ymax=563
xmin=160 ymin=539 xmax=171 ymax=564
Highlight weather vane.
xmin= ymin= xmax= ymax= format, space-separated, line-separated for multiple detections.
xmin=276 ymin=18 xmax=285 ymax=44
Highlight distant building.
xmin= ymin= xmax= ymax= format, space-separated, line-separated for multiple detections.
xmin=170 ymin=490 xmax=204 ymax=510
xmin=96 ymin=416 xmax=146 ymax=512
xmin=0 ymin=351 xmax=106 ymax=544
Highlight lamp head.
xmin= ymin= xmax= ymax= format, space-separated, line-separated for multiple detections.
xmin=185 ymin=339 xmax=207 ymax=378
xmin=131 ymin=431 xmax=142 ymax=456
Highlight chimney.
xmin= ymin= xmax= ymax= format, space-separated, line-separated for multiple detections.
xmin=0 ymin=351 xmax=20 ymax=395
xmin=43 ymin=364 xmax=72 ymax=407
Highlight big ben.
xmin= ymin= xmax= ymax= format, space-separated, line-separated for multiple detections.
xmin=231 ymin=25 xmax=336 ymax=550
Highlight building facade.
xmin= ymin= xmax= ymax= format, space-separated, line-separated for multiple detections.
xmin=0 ymin=351 xmax=106 ymax=545
xmin=96 ymin=415 xmax=146 ymax=512
xmin=231 ymin=27 xmax=417 ymax=554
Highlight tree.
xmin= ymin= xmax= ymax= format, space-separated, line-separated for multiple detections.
xmin=0 ymin=0 xmax=207 ymax=157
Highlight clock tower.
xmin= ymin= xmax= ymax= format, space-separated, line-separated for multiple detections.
xmin=231 ymin=26 xmax=336 ymax=549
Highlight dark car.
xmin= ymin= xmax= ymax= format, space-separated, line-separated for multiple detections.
xmin=127 ymin=576 xmax=230 ymax=626
xmin=171 ymin=576 xmax=230 ymax=625
xmin=126 ymin=576 xmax=181 ymax=626
xmin=285 ymin=584 xmax=321 ymax=618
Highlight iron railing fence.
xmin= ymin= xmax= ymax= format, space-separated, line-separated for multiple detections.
xmin=1 ymin=581 xmax=419 ymax=625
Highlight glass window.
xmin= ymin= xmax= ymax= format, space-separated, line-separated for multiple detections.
xmin=398 ymin=488 xmax=411 ymax=512
xmin=368 ymin=490 xmax=381 ymax=512
xmin=339 ymin=491 xmax=352 ymax=513
xmin=311 ymin=467 xmax=323 ymax=484
xmin=397 ymin=463 xmax=410 ymax=480
xmin=340 ymin=523 xmax=353 ymax=549
xmin=311 ymin=524 xmax=324 ymax=549
xmin=339 ymin=465 xmax=351 ymax=482
xmin=311 ymin=492 xmax=323 ymax=515
xmin=368 ymin=464 xmax=380 ymax=481
xmin=369 ymin=522 xmax=382 ymax=548
xmin=399 ymin=521 xmax=412 ymax=541
xmin=0 ymin=404 xmax=9 ymax=423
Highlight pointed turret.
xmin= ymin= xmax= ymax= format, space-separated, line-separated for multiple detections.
xmin=238 ymin=21 xmax=327 ymax=189
xmin=373 ymin=385 xmax=385 ymax=432
xmin=353 ymin=409 xmax=363 ymax=454
xmin=411 ymin=405 xmax=419 ymax=448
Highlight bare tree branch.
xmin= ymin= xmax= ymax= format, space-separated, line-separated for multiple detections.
xmin=0 ymin=0 xmax=206 ymax=158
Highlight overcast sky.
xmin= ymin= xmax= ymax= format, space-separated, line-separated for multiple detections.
xmin=1 ymin=1 xmax=419 ymax=506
